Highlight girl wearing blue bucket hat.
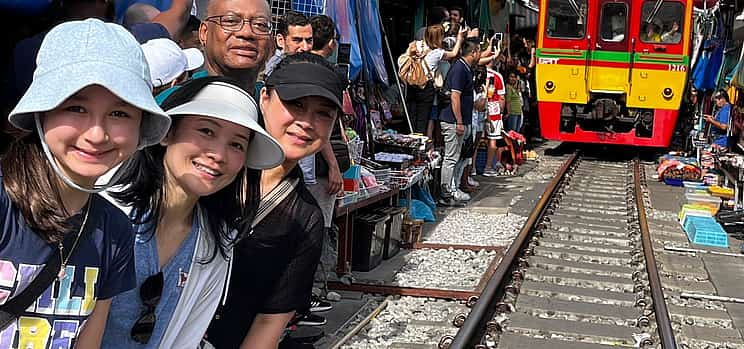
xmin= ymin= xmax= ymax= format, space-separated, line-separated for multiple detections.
xmin=0 ymin=19 xmax=170 ymax=348
xmin=100 ymin=76 xmax=284 ymax=349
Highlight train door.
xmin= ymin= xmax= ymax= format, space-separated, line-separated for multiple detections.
xmin=587 ymin=0 xmax=632 ymax=93
xmin=536 ymin=0 xmax=590 ymax=104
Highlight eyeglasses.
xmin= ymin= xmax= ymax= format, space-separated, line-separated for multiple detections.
xmin=130 ymin=272 xmax=164 ymax=344
xmin=205 ymin=15 xmax=272 ymax=35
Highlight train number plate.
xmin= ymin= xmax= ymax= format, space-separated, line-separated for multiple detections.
xmin=539 ymin=57 xmax=559 ymax=64
xmin=667 ymin=64 xmax=687 ymax=72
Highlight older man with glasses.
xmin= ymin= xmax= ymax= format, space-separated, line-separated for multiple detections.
xmin=199 ymin=0 xmax=274 ymax=89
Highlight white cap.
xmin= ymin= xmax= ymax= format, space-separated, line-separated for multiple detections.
xmin=141 ymin=38 xmax=204 ymax=87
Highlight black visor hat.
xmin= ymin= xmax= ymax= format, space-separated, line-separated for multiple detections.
xmin=265 ymin=62 xmax=346 ymax=110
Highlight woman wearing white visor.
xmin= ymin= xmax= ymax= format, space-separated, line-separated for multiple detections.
xmin=0 ymin=19 xmax=171 ymax=348
xmin=101 ymin=76 xmax=284 ymax=349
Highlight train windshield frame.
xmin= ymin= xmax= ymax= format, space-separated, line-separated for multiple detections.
xmin=599 ymin=2 xmax=628 ymax=43
xmin=545 ymin=0 xmax=588 ymax=39
xmin=640 ymin=1 xmax=685 ymax=44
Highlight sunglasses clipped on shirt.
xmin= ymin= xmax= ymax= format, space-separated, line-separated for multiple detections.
xmin=131 ymin=272 xmax=164 ymax=344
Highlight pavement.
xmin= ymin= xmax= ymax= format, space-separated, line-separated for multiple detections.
xmin=644 ymin=162 xmax=744 ymax=345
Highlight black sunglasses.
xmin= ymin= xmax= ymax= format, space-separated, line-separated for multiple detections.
xmin=130 ymin=272 xmax=164 ymax=344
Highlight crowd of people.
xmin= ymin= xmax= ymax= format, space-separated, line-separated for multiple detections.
xmin=0 ymin=0 xmax=349 ymax=348
xmin=402 ymin=6 xmax=538 ymax=207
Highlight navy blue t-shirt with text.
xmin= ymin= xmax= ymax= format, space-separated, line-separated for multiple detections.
xmin=0 ymin=171 xmax=135 ymax=349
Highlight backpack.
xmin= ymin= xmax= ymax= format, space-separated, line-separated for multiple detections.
xmin=397 ymin=41 xmax=431 ymax=88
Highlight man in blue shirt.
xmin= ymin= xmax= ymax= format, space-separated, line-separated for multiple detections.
xmin=704 ymin=89 xmax=731 ymax=149
xmin=438 ymin=39 xmax=481 ymax=206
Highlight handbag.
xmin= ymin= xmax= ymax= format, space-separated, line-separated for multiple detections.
xmin=0 ymin=203 xmax=93 ymax=330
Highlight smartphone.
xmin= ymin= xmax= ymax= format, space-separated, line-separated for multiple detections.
xmin=491 ymin=33 xmax=503 ymax=53
xmin=337 ymin=43 xmax=351 ymax=65
xmin=335 ymin=63 xmax=350 ymax=81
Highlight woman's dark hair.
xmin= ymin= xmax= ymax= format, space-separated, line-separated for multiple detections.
xmin=2 ymin=134 xmax=70 ymax=243
xmin=111 ymin=76 xmax=261 ymax=263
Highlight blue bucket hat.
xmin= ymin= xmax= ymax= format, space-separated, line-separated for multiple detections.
xmin=8 ymin=18 xmax=171 ymax=149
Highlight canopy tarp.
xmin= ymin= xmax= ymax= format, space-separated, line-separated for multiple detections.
xmin=357 ymin=0 xmax=389 ymax=85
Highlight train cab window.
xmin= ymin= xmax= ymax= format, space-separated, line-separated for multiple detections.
xmin=546 ymin=0 xmax=587 ymax=39
xmin=640 ymin=1 xmax=684 ymax=44
xmin=600 ymin=3 xmax=627 ymax=42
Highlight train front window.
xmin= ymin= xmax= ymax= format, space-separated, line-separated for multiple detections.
xmin=546 ymin=0 xmax=587 ymax=39
xmin=641 ymin=1 xmax=684 ymax=44
xmin=600 ymin=3 xmax=627 ymax=42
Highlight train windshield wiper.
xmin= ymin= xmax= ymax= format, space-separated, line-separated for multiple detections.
xmin=567 ymin=0 xmax=584 ymax=22
xmin=644 ymin=0 xmax=664 ymax=25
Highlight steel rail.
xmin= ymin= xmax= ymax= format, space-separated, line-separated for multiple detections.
xmin=449 ymin=153 xmax=579 ymax=348
xmin=633 ymin=158 xmax=677 ymax=348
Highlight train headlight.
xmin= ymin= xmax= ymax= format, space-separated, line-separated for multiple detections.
xmin=662 ymin=88 xmax=673 ymax=99
xmin=545 ymin=81 xmax=555 ymax=92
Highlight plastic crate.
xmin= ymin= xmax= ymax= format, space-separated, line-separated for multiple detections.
xmin=682 ymin=215 xmax=716 ymax=236
xmin=377 ymin=207 xmax=406 ymax=259
xmin=352 ymin=213 xmax=388 ymax=271
xmin=689 ymin=221 xmax=729 ymax=248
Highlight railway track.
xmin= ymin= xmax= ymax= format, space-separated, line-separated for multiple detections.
xmin=444 ymin=155 xmax=676 ymax=349
xmin=329 ymin=153 xmax=744 ymax=349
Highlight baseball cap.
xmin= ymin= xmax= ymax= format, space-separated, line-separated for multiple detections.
xmin=265 ymin=61 xmax=346 ymax=110
xmin=141 ymin=38 xmax=204 ymax=87
xmin=8 ymin=18 xmax=171 ymax=149
xmin=164 ymin=79 xmax=285 ymax=169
